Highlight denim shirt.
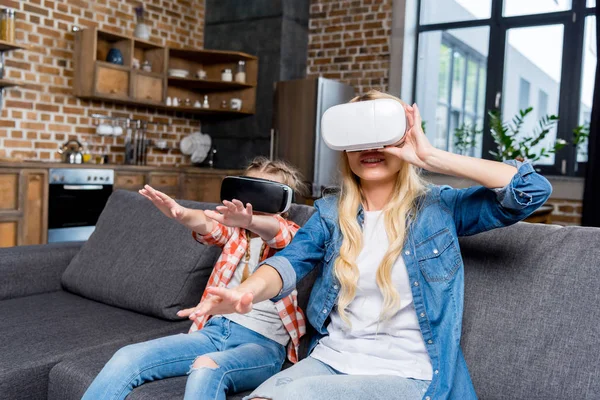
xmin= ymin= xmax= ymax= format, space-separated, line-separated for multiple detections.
xmin=261 ymin=160 xmax=552 ymax=400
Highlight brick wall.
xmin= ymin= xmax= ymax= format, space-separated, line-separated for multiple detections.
xmin=0 ymin=0 xmax=204 ymax=165
xmin=307 ymin=0 xmax=392 ymax=94
xmin=547 ymin=198 xmax=583 ymax=226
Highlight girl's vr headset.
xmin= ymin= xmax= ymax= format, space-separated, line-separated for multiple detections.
xmin=321 ymin=99 xmax=407 ymax=152
xmin=220 ymin=176 xmax=294 ymax=214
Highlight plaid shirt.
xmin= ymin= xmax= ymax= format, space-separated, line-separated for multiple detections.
xmin=189 ymin=215 xmax=306 ymax=363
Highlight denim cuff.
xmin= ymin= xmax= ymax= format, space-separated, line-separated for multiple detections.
xmin=259 ymin=255 xmax=297 ymax=302
xmin=494 ymin=160 xmax=536 ymax=209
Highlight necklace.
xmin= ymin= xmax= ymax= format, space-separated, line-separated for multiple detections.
xmin=241 ymin=229 xmax=267 ymax=283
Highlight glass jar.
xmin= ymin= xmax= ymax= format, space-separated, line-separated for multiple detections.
xmin=0 ymin=8 xmax=16 ymax=43
xmin=235 ymin=61 xmax=246 ymax=83
xmin=221 ymin=68 xmax=232 ymax=82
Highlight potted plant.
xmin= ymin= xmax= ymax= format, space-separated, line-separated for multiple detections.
xmin=453 ymin=123 xmax=483 ymax=156
xmin=488 ymin=107 xmax=566 ymax=163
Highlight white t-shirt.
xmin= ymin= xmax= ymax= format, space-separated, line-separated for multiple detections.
xmin=222 ymin=236 xmax=289 ymax=346
xmin=311 ymin=210 xmax=433 ymax=380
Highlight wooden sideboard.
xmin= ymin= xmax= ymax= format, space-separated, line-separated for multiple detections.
xmin=0 ymin=163 xmax=241 ymax=248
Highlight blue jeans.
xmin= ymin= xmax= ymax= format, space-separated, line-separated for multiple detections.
xmin=245 ymin=356 xmax=430 ymax=400
xmin=82 ymin=317 xmax=286 ymax=400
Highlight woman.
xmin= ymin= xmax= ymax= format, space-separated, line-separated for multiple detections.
xmin=192 ymin=91 xmax=552 ymax=400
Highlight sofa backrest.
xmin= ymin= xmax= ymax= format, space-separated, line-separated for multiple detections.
xmin=459 ymin=222 xmax=600 ymax=399
xmin=61 ymin=190 xmax=316 ymax=321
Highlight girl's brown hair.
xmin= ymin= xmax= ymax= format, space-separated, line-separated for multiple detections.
xmin=245 ymin=156 xmax=308 ymax=197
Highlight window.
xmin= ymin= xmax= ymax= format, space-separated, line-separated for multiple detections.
xmin=538 ymin=90 xmax=549 ymax=118
xmin=518 ymin=78 xmax=531 ymax=111
xmin=416 ymin=27 xmax=489 ymax=156
xmin=414 ymin=0 xmax=597 ymax=176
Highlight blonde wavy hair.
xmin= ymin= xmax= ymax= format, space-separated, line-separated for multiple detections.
xmin=334 ymin=90 xmax=428 ymax=325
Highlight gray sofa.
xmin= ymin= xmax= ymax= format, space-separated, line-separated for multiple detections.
xmin=1 ymin=190 xmax=598 ymax=399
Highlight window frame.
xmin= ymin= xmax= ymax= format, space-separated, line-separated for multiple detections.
xmin=413 ymin=0 xmax=597 ymax=176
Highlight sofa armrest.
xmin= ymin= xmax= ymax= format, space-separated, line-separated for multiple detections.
xmin=0 ymin=242 xmax=83 ymax=301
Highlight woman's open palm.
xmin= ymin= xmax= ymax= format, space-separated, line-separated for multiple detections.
xmin=139 ymin=185 xmax=186 ymax=221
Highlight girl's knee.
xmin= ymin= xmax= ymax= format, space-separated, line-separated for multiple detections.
xmin=191 ymin=355 xmax=219 ymax=370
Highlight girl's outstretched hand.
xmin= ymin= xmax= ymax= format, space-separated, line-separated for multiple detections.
xmin=177 ymin=287 xmax=254 ymax=320
xmin=382 ymin=103 xmax=435 ymax=170
xmin=139 ymin=185 xmax=187 ymax=220
xmin=204 ymin=199 xmax=253 ymax=229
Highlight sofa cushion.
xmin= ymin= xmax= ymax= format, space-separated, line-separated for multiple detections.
xmin=49 ymin=341 xmax=252 ymax=400
xmin=61 ymin=190 xmax=222 ymax=320
xmin=0 ymin=290 xmax=189 ymax=400
xmin=459 ymin=222 xmax=600 ymax=400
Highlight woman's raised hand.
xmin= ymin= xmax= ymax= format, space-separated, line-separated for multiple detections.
xmin=177 ymin=287 xmax=254 ymax=320
xmin=204 ymin=199 xmax=253 ymax=229
xmin=383 ymin=103 xmax=435 ymax=169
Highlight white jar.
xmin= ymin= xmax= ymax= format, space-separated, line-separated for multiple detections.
xmin=221 ymin=68 xmax=232 ymax=82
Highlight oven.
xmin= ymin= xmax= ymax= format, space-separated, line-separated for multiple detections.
xmin=48 ymin=168 xmax=114 ymax=243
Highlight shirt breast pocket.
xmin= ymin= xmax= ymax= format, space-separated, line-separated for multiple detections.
xmin=415 ymin=228 xmax=461 ymax=282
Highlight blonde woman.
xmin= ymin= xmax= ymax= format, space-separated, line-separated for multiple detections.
xmin=192 ymin=91 xmax=552 ymax=400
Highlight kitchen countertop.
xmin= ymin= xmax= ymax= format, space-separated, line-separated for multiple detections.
xmin=0 ymin=161 xmax=242 ymax=175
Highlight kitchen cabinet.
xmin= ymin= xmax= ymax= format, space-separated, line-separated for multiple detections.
xmin=182 ymin=174 xmax=224 ymax=203
xmin=0 ymin=163 xmax=237 ymax=248
xmin=0 ymin=169 xmax=48 ymax=248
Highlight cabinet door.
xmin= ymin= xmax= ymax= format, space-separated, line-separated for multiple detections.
xmin=114 ymin=172 xmax=146 ymax=191
xmin=95 ymin=65 xmax=129 ymax=97
xmin=0 ymin=219 xmax=18 ymax=248
xmin=0 ymin=173 xmax=18 ymax=211
xmin=182 ymin=175 xmax=203 ymax=201
xmin=182 ymin=174 xmax=223 ymax=203
xmin=133 ymin=73 xmax=164 ymax=103
xmin=22 ymin=171 xmax=48 ymax=245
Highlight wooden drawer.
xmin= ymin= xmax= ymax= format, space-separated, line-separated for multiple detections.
xmin=95 ymin=65 xmax=129 ymax=97
xmin=0 ymin=173 xmax=18 ymax=210
xmin=133 ymin=73 xmax=164 ymax=103
xmin=115 ymin=172 xmax=146 ymax=188
xmin=149 ymin=173 xmax=179 ymax=188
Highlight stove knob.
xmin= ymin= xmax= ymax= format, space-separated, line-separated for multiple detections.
xmin=60 ymin=176 xmax=64 ymax=182
xmin=93 ymin=176 xmax=98 ymax=181
xmin=87 ymin=176 xmax=91 ymax=181
xmin=105 ymin=177 xmax=110 ymax=182
xmin=99 ymin=176 xmax=103 ymax=181
xmin=52 ymin=175 xmax=58 ymax=182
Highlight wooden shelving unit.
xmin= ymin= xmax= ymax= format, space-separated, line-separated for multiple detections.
xmin=73 ymin=28 xmax=258 ymax=117
xmin=0 ymin=39 xmax=28 ymax=52
xmin=0 ymin=40 xmax=28 ymax=111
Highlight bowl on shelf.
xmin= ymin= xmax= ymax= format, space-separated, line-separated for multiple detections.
xmin=168 ymin=69 xmax=190 ymax=78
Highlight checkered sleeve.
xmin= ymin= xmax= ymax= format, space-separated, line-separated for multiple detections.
xmin=265 ymin=215 xmax=300 ymax=249
xmin=192 ymin=221 xmax=234 ymax=248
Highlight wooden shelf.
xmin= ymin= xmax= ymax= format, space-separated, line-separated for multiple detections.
xmin=0 ymin=40 xmax=28 ymax=52
xmin=96 ymin=61 xmax=130 ymax=72
xmin=0 ymin=79 xmax=22 ymax=88
xmin=167 ymin=77 xmax=253 ymax=91
xmin=169 ymin=48 xmax=257 ymax=64
xmin=74 ymin=28 xmax=258 ymax=118
xmin=80 ymin=95 xmax=252 ymax=116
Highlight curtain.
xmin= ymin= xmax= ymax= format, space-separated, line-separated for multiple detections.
xmin=582 ymin=5 xmax=600 ymax=227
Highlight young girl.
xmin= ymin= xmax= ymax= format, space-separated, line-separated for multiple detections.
xmin=82 ymin=157 xmax=307 ymax=400
xmin=192 ymin=91 xmax=552 ymax=400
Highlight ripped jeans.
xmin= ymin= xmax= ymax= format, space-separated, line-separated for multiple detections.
xmin=82 ymin=317 xmax=286 ymax=400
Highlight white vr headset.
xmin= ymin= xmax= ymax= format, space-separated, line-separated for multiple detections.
xmin=321 ymin=99 xmax=407 ymax=152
